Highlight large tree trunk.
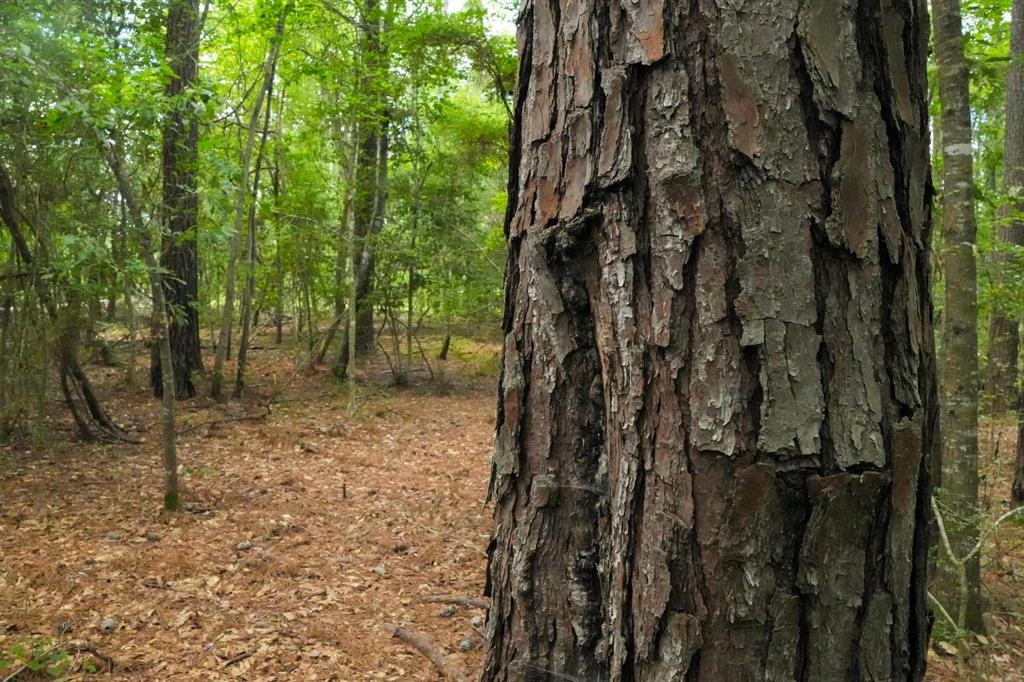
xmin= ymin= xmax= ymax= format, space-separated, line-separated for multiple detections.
xmin=986 ymin=0 xmax=1024 ymax=415
xmin=933 ymin=0 xmax=983 ymax=632
xmin=152 ymin=0 xmax=203 ymax=399
xmin=483 ymin=0 xmax=936 ymax=679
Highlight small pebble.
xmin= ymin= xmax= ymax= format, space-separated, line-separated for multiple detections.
xmin=236 ymin=540 xmax=252 ymax=551
xmin=438 ymin=605 xmax=457 ymax=618
xmin=371 ymin=565 xmax=386 ymax=576
xmin=458 ymin=637 xmax=475 ymax=652
xmin=100 ymin=618 xmax=116 ymax=634
xmin=471 ymin=615 xmax=484 ymax=627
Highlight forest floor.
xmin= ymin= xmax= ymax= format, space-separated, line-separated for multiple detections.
xmin=0 ymin=330 xmax=1022 ymax=681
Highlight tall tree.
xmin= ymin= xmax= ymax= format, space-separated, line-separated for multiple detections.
xmin=986 ymin=0 xmax=1024 ymax=415
xmin=933 ymin=0 xmax=984 ymax=631
xmin=0 ymin=159 xmax=127 ymax=443
xmin=482 ymin=0 xmax=936 ymax=678
xmin=152 ymin=0 xmax=204 ymax=399
xmin=102 ymin=135 xmax=180 ymax=511
xmin=352 ymin=0 xmax=388 ymax=355
xmin=210 ymin=0 xmax=292 ymax=401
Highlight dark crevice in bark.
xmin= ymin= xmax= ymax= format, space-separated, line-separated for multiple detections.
xmin=484 ymin=0 xmax=934 ymax=677
xmin=679 ymin=0 xmax=723 ymax=654
xmin=789 ymin=24 xmax=842 ymax=477
xmin=858 ymin=0 xmax=917 ymax=425
xmin=777 ymin=469 xmax=812 ymax=682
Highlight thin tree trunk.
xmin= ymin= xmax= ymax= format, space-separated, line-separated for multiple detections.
xmin=211 ymin=1 xmax=292 ymax=400
xmin=0 ymin=158 xmax=127 ymax=442
xmin=102 ymin=137 xmax=179 ymax=511
xmin=483 ymin=0 xmax=936 ymax=679
xmin=933 ymin=0 xmax=984 ymax=632
xmin=438 ymin=327 xmax=451 ymax=361
xmin=153 ymin=0 xmax=204 ymax=400
xmin=352 ymin=0 xmax=388 ymax=355
xmin=274 ymin=235 xmax=284 ymax=344
xmin=1013 ymin=408 xmax=1024 ymax=504
xmin=234 ymin=73 xmax=279 ymax=398
xmin=986 ymin=0 xmax=1024 ymax=416
xmin=318 ymin=123 xmax=358 ymax=365
xmin=335 ymin=125 xmax=388 ymax=379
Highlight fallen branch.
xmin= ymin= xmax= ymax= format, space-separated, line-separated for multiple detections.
xmin=423 ymin=595 xmax=489 ymax=609
xmin=385 ymin=624 xmax=467 ymax=682
xmin=224 ymin=651 xmax=251 ymax=667
xmin=67 ymin=642 xmax=117 ymax=672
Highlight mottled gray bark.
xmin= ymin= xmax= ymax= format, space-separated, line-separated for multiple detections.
xmin=483 ymin=0 xmax=936 ymax=679
xmin=933 ymin=0 xmax=983 ymax=632
xmin=985 ymin=0 xmax=1024 ymax=416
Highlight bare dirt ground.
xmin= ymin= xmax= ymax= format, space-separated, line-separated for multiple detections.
xmin=0 ymin=333 xmax=1022 ymax=680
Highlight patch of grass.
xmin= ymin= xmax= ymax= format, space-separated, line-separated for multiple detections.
xmin=0 ymin=638 xmax=71 ymax=679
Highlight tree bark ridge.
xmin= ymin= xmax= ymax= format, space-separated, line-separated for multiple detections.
xmin=483 ymin=0 xmax=936 ymax=679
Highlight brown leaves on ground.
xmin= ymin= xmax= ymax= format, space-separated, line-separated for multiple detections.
xmin=925 ymin=418 xmax=1024 ymax=682
xmin=1 ymin=336 xmax=1023 ymax=680
xmin=0 ymin=339 xmax=495 ymax=680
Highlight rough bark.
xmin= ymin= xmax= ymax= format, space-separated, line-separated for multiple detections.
xmin=152 ymin=0 xmax=203 ymax=399
xmin=985 ymin=0 xmax=1024 ymax=415
xmin=933 ymin=0 xmax=984 ymax=632
xmin=483 ymin=0 xmax=936 ymax=679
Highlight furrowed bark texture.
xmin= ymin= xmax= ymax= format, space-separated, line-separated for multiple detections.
xmin=986 ymin=0 xmax=1024 ymax=415
xmin=153 ymin=0 xmax=203 ymax=399
xmin=932 ymin=0 xmax=983 ymax=632
xmin=483 ymin=0 xmax=936 ymax=679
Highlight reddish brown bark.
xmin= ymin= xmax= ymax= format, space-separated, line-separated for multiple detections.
xmin=483 ymin=0 xmax=936 ymax=679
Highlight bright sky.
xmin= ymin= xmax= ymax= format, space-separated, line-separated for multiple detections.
xmin=445 ymin=0 xmax=516 ymax=36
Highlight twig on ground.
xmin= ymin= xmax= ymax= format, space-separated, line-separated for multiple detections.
xmin=385 ymin=624 xmax=467 ymax=682
xmin=423 ymin=595 xmax=489 ymax=609
xmin=396 ymin=511 xmax=487 ymax=558
xmin=223 ymin=651 xmax=251 ymax=666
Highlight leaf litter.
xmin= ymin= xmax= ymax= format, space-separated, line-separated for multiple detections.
xmin=0 ymin=339 xmax=496 ymax=680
